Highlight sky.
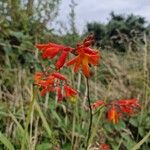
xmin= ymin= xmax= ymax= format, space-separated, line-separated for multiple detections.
xmin=54 ymin=0 xmax=150 ymax=33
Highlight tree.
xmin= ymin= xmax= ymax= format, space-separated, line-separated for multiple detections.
xmin=0 ymin=0 xmax=61 ymax=67
xmin=86 ymin=12 xmax=149 ymax=52
xmin=0 ymin=0 xmax=61 ymax=35
xmin=69 ymin=0 xmax=78 ymax=35
xmin=87 ymin=22 xmax=106 ymax=47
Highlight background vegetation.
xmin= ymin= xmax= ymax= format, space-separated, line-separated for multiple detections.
xmin=0 ymin=0 xmax=150 ymax=149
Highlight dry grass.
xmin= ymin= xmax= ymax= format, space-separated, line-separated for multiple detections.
xmin=0 ymin=40 xmax=150 ymax=149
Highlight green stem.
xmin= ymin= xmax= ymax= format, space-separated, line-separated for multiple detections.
xmin=85 ymin=77 xmax=93 ymax=150
xmin=35 ymin=100 xmax=52 ymax=138
xmin=131 ymin=130 xmax=150 ymax=150
xmin=21 ymin=91 xmax=35 ymax=150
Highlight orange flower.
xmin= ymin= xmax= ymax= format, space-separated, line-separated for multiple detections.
xmin=55 ymin=51 xmax=68 ymax=69
xmin=64 ymin=85 xmax=78 ymax=98
xmin=116 ymin=98 xmax=140 ymax=108
xmin=99 ymin=144 xmax=110 ymax=150
xmin=107 ymin=105 xmax=119 ymax=124
xmin=36 ymin=43 xmax=73 ymax=69
xmin=90 ymin=98 xmax=140 ymax=123
xmin=34 ymin=72 xmax=55 ymax=96
xmin=91 ymin=100 xmax=105 ymax=109
xmin=34 ymin=71 xmax=78 ymax=101
xmin=105 ymin=98 xmax=141 ymax=124
xmin=34 ymin=72 xmax=54 ymax=87
xmin=57 ymin=86 xmax=63 ymax=102
xmin=51 ymin=72 xmax=67 ymax=81
xmin=115 ymin=98 xmax=140 ymax=115
xmin=67 ymin=36 xmax=100 ymax=77
xmin=34 ymin=72 xmax=43 ymax=85
xmin=67 ymin=47 xmax=100 ymax=77
xmin=34 ymin=71 xmax=66 ymax=96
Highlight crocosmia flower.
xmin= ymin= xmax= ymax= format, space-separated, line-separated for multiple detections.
xmin=36 ymin=43 xmax=73 ymax=69
xmin=34 ymin=72 xmax=43 ymax=85
xmin=115 ymin=98 xmax=140 ymax=115
xmin=51 ymin=72 xmax=67 ymax=81
xmin=34 ymin=71 xmax=78 ymax=101
xmin=34 ymin=72 xmax=55 ymax=96
xmin=107 ymin=105 xmax=119 ymax=124
xmin=56 ymin=86 xmax=63 ymax=102
xmin=91 ymin=100 xmax=105 ymax=109
xmin=67 ymin=35 xmax=100 ymax=77
xmin=64 ymin=85 xmax=78 ymax=99
xmin=91 ymin=97 xmax=140 ymax=124
xmin=107 ymin=98 xmax=140 ymax=124
xmin=116 ymin=98 xmax=140 ymax=115
xmin=99 ymin=143 xmax=110 ymax=150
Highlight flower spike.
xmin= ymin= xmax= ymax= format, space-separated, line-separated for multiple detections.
xmin=36 ymin=43 xmax=73 ymax=69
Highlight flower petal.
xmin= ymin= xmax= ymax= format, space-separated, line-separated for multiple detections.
xmin=36 ymin=43 xmax=50 ymax=51
xmin=89 ymin=54 xmax=100 ymax=65
xmin=107 ymin=106 xmax=119 ymax=124
xmin=51 ymin=72 xmax=67 ymax=81
xmin=42 ymin=48 xmax=60 ymax=59
xmin=66 ymin=57 xmax=79 ymax=66
xmin=64 ymin=85 xmax=78 ymax=98
xmin=82 ymin=56 xmax=90 ymax=77
xmin=91 ymin=100 xmax=105 ymax=109
xmin=55 ymin=51 xmax=68 ymax=69
xmin=57 ymin=87 xmax=63 ymax=102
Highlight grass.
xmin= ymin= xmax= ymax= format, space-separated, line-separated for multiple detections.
xmin=0 ymin=40 xmax=150 ymax=149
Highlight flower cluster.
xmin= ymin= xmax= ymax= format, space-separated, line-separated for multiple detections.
xmin=91 ymin=98 xmax=140 ymax=124
xmin=36 ymin=34 xmax=100 ymax=76
xmin=35 ymin=34 xmax=100 ymax=101
xmin=36 ymin=43 xmax=73 ymax=70
xmin=34 ymin=71 xmax=77 ymax=101
xmin=35 ymin=34 xmax=140 ymax=124
xmin=67 ymin=35 xmax=100 ymax=77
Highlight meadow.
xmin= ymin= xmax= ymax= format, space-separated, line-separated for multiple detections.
xmin=0 ymin=1 xmax=150 ymax=150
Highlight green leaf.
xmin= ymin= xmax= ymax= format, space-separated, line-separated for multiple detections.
xmin=10 ymin=31 xmax=24 ymax=40
xmin=131 ymin=130 xmax=150 ymax=150
xmin=3 ymin=43 xmax=12 ymax=53
xmin=0 ymin=131 xmax=15 ymax=150
xmin=138 ymin=127 xmax=145 ymax=137
xmin=36 ymin=143 xmax=52 ymax=150
xmin=129 ymin=118 xmax=138 ymax=127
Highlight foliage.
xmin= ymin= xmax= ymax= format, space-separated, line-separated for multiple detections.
xmin=0 ymin=1 xmax=150 ymax=149
xmin=86 ymin=12 xmax=149 ymax=52
xmin=0 ymin=0 xmax=61 ymax=70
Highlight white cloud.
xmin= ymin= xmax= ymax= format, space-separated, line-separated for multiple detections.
xmin=55 ymin=0 xmax=150 ymax=33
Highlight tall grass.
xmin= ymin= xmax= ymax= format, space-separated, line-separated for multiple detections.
xmin=0 ymin=39 xmax=150 ymax=149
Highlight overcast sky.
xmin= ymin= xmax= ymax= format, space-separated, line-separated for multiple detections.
xmin=55 ymin=0 xmax=150 ymax=33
